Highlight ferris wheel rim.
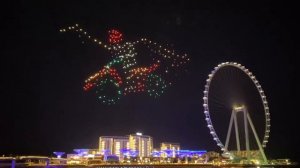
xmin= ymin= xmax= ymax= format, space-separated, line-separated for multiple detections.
xmin=203 ymin=62 xmax=271 ymax=151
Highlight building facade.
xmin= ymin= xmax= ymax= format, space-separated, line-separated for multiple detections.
xmin=99 ymin=136 xmax=129 ymax=159
xmin=160 ymin=142 xmax=180 ymax=158
xmin=129 ymin=133 xmax=153 ymax=157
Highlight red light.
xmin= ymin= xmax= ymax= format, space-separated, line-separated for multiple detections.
xmin=108 ymin=29 xmax=123 ymax=44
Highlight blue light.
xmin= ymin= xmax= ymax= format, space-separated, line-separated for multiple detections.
xmin=176 ymin=150 xmax=207 ymax=157
xmin=151 ymin=151 xmax=162 ymax=157
xmin=73 ymin=149 xmax=89 ymax=156
xmin=120 ymin=149 xmax=139 ymax=157
xmin=53 ymin=152 xmax=65 ymax=158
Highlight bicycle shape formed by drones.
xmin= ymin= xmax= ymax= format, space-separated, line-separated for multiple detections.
xmin=60 ymin=24 xmax=189 ymax=104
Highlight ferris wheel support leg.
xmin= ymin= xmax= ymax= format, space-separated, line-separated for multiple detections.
xmin=233 ymin=111 xmax=241 ymax=151
xmin=244 ymin=109 xmax=250 ymax=159
xmin=225 ymin=111 xmax=235 ymax=151
xmin=247 ymin=113 xmax=268 ymax=163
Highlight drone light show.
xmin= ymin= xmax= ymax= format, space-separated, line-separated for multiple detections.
xmin=60 ymin=24 xmax=189 ymax=104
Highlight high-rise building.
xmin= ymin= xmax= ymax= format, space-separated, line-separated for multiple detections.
xmin=129 ymin=132 xmax=153 ymax=157
xmin=99 ymin=136 xmax=129 ymax=159
xmin=160 ymin=142 xmax=180 ymax=158
xmin=99 ymin=137 xmax=113 ymax=155
xmin=113 ymin=137 xmax=130 ymax=158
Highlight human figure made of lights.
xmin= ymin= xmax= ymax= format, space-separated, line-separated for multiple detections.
xmin=60 ymin=24 xmax=189 ymax=104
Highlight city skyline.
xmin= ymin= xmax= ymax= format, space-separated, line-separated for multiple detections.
xmin=1 ymin=0 xmax=298 ymax=162
xmin=62 ymin=132 xmax=208 ymax=163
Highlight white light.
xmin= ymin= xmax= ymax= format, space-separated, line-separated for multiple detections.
xmin=136 ymin=132 xmax=142 ymax=136
xmin=84 ymin=154 xmax=95 ymax=158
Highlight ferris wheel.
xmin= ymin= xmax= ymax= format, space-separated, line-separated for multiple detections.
xmin=203 ymin=62 xmax=270 ymax=162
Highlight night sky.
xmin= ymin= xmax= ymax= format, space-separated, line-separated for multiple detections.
xmin=1 ymin=0 xmax=298 ymax=161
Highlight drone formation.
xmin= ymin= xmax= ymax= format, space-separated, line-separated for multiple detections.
xmin=60 ymin=24 xmax=189 ymax=104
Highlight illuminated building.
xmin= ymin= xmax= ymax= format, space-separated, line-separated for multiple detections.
xmin=160 ymin=142 xmax=180 ymax=158
xmin=151 ymin=148 xmax=161 ymax=157
xmin=129 ymin=132 xmax=153 ymax=157
xmin=99 ymin=136 xmax=129 ymax=159
xmin=66 ymin=149 xmax=102 ymax=165
xmin=177 ymin=150 xmax=206 ymax=157
xmin=99 ymin=137 xmax=113 ymax=155
xmin=73 ymin=149 xmax=99 ymax=156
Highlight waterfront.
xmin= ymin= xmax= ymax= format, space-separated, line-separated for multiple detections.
xmin=0 ymin=163 xmax=298 ymax=168
xmin=1 ymin=157 xmax=297 ymax=168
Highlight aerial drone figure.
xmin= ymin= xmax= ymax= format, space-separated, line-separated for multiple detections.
xmin=60 ymin=24 xmax=189 ymax=104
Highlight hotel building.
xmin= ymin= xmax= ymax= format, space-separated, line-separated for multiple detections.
xmin=129 ymin=133 xmax=153 ymax=157
xmin=99 ymin=136 xmax=129 ymax=159
xmin=160 ymin=142 xmax=180 ymax=158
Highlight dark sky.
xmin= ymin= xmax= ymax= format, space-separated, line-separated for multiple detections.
xmin=1 ymin=0 xmax=298 ymax=161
